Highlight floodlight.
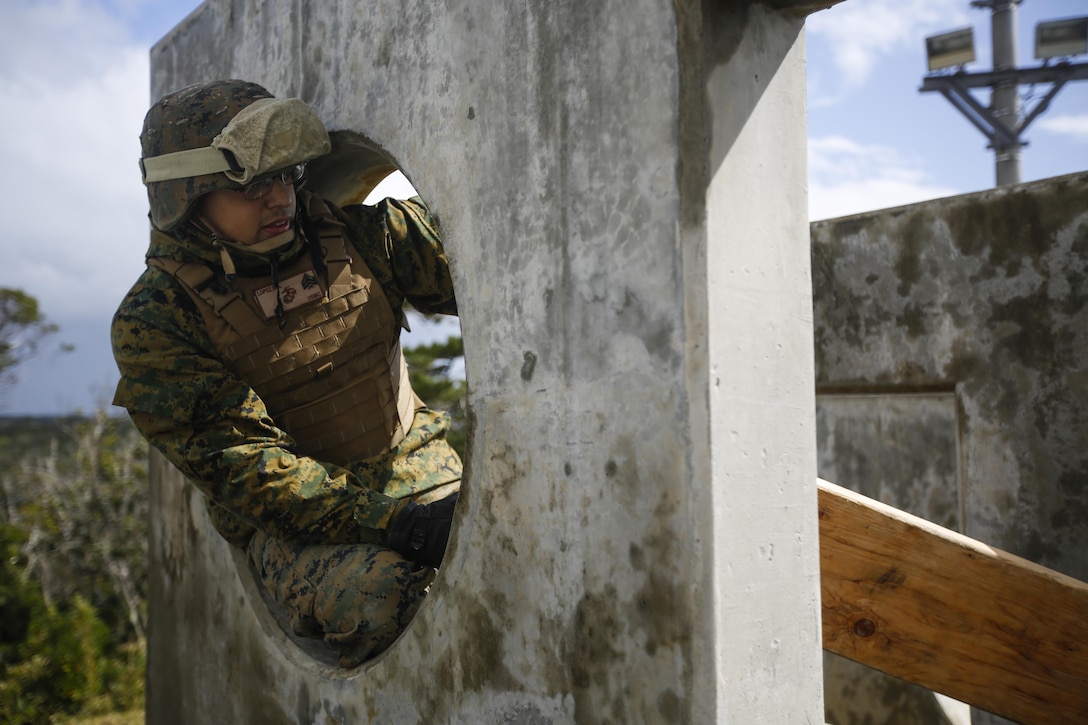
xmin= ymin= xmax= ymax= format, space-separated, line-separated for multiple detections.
xmin=1035 ymin=17 xmax=1088 ymax=60
xmin=925 ymin=28 xmax=976 ymax=72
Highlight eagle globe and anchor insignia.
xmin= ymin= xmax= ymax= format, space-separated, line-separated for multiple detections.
xmin=254 ymin=269 xmax=323 ymax=320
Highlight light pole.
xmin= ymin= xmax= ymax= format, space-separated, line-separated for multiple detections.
xmin=920 ymin=2 xmax=1088 ymax=187
xmin=983 ymin=0 xmax=1023 ymax=186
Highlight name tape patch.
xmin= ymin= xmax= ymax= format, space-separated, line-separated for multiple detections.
xmin=254 ymin=269 xmax=324 ymax=319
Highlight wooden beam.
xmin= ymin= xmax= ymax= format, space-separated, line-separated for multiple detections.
xmin=819 ymin=479 xmax=1088 ymax=724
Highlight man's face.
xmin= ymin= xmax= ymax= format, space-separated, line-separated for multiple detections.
xmin=197 ymin=177 xmax=297 ymax=247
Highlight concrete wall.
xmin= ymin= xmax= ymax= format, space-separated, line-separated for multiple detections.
xmin=812 ymin=172 xmax=1088 ymax=578
xmin=146 ymin=1 xmax=825 ymax=722
xmin=812 ymin=172 xmax=1088 ymax=725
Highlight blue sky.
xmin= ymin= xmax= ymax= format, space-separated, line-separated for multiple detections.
xmin=808 ymin=0 xmax=1088 ymax=216
xmin=1 ymin=0 xmax=1086 ymax=415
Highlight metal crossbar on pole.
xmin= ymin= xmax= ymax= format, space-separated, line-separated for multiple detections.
xmin=920 ymin=1 xmax=1088 ymax=186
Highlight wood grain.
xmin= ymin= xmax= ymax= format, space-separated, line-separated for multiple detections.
xmin=819 ymin=479 xmax=1088 ymax=724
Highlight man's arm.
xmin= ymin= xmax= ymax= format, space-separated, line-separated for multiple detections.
xmin=336 ymin=196 xmax=458 ymax=319
xmin=111 ymin=269 xmax=405 ymax=545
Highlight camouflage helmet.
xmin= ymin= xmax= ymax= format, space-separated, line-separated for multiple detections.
xmin=140 ymin=79 xmax=331 ymax=231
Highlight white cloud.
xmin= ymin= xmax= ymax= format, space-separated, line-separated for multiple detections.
xmin=807 ymin=0 xmax=970 ymax=95
xmin=0 ymin=0 xmax=132 ymax=90
xmin=809 ymin=135 xmax=961 ymax=220
xmin=1036 ymin=113 xmax=1088 ymax=142
xmin=0 ymin=1 xmax=151 ymax=319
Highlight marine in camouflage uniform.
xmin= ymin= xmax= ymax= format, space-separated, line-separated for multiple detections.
xmin=112 ymin=80 xmax=461 ymax=666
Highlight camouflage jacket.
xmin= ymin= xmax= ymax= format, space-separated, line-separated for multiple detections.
xmin=112 ymin=194 xmax=461 ymax=547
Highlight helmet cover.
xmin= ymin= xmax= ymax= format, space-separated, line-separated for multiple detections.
xmin=140 ymin=80 xmax=330 ymax=231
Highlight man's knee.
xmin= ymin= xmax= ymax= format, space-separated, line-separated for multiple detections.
xmin=249 ymin=532 xmax=435 ymax=665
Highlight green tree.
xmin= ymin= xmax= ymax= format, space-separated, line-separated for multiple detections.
xmin=405 ymin=335 xmax=466 ymax=457
xmin=0 ymin=415 xmax=148 ymax=722
xmin=0 ymin=524 xmax=38 ymax=668
xmin=0 ymin=289 xmax=69 ymax=387
xmin=3 ymin=413 xmax=149 ymax=643
xmin=0 ymin=547 xmax=144 ymax=723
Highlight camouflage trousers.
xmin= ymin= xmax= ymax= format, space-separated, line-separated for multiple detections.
xmin=247 ymin=530 xmax=435 ymax=667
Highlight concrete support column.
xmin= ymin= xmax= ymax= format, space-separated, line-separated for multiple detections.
xmin=145 ymin=1 xmax=823 ymax=722
xmin=699 ymin=4 xmax=823 ymax=718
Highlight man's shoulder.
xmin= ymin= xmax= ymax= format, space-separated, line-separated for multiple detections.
xmin=117 ymin=262 xmax=190 ymax=306
xmin=311 ymin=192 xmax=428 ymax=229
xmin=112 ymin=262 xmax=204 ymax=336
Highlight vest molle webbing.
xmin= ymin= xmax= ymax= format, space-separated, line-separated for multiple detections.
xmin=149 ymin=197 xmax=421 ymax=465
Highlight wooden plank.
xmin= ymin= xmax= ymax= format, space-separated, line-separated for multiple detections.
xmin=818 ymin=479 xmax=1088 ymax=724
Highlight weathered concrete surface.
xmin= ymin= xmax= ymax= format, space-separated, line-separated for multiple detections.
xmin=817 ymin=393 xmax=961 ymax=531
xmin=813 ymin=172 xmax=1088 ymax=725
xmin=813 ymin=172 xmax=1088 ymax=577
xmin=146 ymin=1 xmax=823 ymax=723
xmin=822 ymin=651 xmax=965 ymax=725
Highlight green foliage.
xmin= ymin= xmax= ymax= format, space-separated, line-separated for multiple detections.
xmin=0 ymin=289 xmax=71 ymax=390
xmin=0 ymin=591 xmax=145 ymax=724
xmin=0 ymin=524 xmax=38 ymax=667
xmin=1 ymin=412 xmax=149 ymax=644
xmin=0 ymin=413 xmax=148 ymax=722
xmin=0 ymin=595 xmax=109 ymax=722
xmin=0 ymin=416 xmax=88 ymax=464
xmin=0 ymin=518 xmax=145 ymax=723
xmin=405 ymin=335 xmax=467 ymax=457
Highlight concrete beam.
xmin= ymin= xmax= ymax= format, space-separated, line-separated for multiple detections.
xmin=762 ymin=0 xmax=847 ymax=17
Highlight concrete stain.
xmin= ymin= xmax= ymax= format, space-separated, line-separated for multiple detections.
xmin=890 ymin=360 xmax=931 ymax=386
xmin=634 ymin=571 xmax=691 ymax=658
xmin=1050 ymin=469 xmax=1088 ymax=539
xmin=810 ymin=250 xmax=868 ymax=351
xmin=674 ymin=0 xmax=711 ymax=232
xmin=496 ymin=702 xmax=552 ymax=724
xmin=1022 ymin=527 xmax=1062 ymax=570
xmin=946 ymin=339 xmax=984 ymax=383
xmin=613 ymin=287 xmax=679 ymax=369
xmin=657 ymin=689 xmax=682 ymax=721
xmin=521 ymin=350 xmax=538 ymax=381
xmin=893 ymin=212 xmax=928 ymax=298
xmin=458 ymin=595 xmax=519 ymax=692
xmin=294 ymin=684 xmax=312 ymax=724
xmin=990 ymin=286 xmax=1056 ymax=375
xmin=897 ymin=302 xmax=927 ymax=339
xmin=570 ymin=585 xmax=623 ymax=725
xmin=945 ymin=184 xmax=1082 ymax=275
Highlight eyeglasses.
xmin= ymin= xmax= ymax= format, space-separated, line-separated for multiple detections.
xmin=237 ymin=164 xmax=306 ymax=200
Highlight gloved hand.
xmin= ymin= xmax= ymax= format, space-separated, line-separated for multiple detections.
xmin=386 ymin=492 xmax=459 ymax=569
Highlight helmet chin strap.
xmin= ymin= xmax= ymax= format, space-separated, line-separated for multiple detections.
xmin=190 ymin=218 xmax=297 ymax=280
xmin=235 ymin=228 xmax=296 ymax=254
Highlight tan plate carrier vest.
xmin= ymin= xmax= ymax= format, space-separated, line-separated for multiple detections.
xmin=149 ymin=197 xmax=422 ymax=466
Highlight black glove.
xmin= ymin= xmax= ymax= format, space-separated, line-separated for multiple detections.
xmin=386 ymin=492 xmax=459 ymax=568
